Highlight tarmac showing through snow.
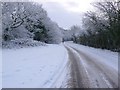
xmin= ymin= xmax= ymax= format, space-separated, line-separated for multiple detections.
xmin=64 ymin=42 xmax=118 ymax=88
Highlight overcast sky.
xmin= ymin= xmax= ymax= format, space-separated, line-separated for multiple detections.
xmin=33 ymin=0 xmax=95 ymax=29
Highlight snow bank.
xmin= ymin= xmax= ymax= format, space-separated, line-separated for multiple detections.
xmin=0 ymin=48 xmax=2 ymax=90
xmin=2 ymin=39 xmax=46 ymax=49
xmin=2 ymin=44 xmax=68 ymax=88
xmin=65 ymin=42 xmax=118 ymax=71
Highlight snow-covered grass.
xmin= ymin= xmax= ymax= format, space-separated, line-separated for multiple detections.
xmin=2 ymin=44 xmax=68 ymax=88
xmin=65 ymin=42 xmax=118 ymax=71
xmin=2 ymin=39 xmax=46 ymax=49
xmin=0 ymin=48 xmax=2 ymax=90
xmin=2 ymin=41 xmax=118 ymax=88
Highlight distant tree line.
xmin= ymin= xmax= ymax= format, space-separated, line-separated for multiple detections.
xmin=75 ymin=0 xmax=120 ymax=51
xmin=61 ymin=25 xmax=82 ymax=42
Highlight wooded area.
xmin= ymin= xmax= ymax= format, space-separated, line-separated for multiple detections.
xmin=75 ymin=0 xmax=120 ymax=51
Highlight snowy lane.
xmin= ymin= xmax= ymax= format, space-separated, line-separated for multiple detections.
xmin=64 ymin=43 xmax=118 ymax=88
xmin=2 ymin=42 xmax=118 ymax=88
xmin=65 ymin=46 xmax=90 ymax=88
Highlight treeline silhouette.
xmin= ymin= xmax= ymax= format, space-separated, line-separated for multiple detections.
xmin=75 ymin=1 xmax=120 ymax=52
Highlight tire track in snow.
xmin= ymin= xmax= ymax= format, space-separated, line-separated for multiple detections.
xmin=72 ymin=47 xmax=118 ymax=88
xmin=65 ymin=46 xmax=91 ymax=88
xmin=65 ymin=45 xmax=118 ymax=88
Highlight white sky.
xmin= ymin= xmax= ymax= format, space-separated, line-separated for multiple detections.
xmin=33 ymin=0 xmax=95 ymax=29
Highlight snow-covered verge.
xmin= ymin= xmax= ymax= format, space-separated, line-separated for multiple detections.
xmin=65 ymin=42 xmax=118 ymax=71
xmin=2 ymin=39 xmax=46 ymax=49
xmin=2 ymin=44 xmax=68 ymax=88
xmin=0 ymin=48 xmax=2 ymax=90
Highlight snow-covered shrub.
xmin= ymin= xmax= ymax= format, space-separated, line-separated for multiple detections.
xmin=2 ymin=2 xmax=36 ymax=41
xmin=42 ymin=19 xmax=62 ymax=44
xmin=2 ymin=39 xmax=46 ymax=49
xmin=2 ymin=2 xmax=62 ymax=45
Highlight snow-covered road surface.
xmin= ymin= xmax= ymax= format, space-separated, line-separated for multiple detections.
xmin=2 ymin=42 xmax=118 ymax=88
xmin=64 ymin=42 xmax=118 ymax=88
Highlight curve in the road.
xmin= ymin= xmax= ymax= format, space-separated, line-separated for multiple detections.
xmin=65 ymin=45 xmax=118 ymax=88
